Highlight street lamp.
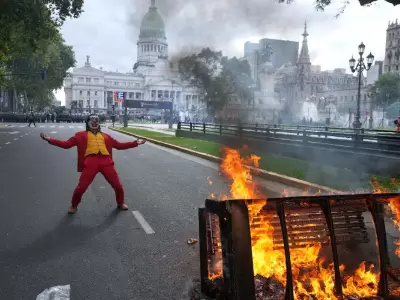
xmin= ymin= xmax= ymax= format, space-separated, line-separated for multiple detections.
xmin=248 ymin=83 xmax=256 ymax=123
xmin=349 ymin=42 xmax=374 ymax=129
xmin=87 ymin=104 xmax=91 ymax=114
xmin=168 ymin=80 xmax=176 ymax=129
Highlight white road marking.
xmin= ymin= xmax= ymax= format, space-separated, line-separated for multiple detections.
xmin=14 ymin=138 xmax=18 ymax=140
xmin=69 ymin=126 xmax=74 ymax=128
xmin=132 ymin=211 xmax=155 ymax=234
xmin=5 ymin=142 xmax=10 ymax=144
xmin=50 ymin=131 xmax=57 ymax=134
xmin=59 ymin=125 xmax=64 ymax=128
xmin=20 ymin=135 xmax=23 ymax=138
xmin=19 ymin=125 xmax=25 ymax=127
xmin=39 ymin=125 xmax=45 ymax=128
xmin=50 ymin=126 xmax=55 ymax=128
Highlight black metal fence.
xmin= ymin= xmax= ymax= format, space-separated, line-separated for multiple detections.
xmin=177 ymin=122 xmax=400 ymax=155
xmin=198 ymin=193 xmax=400 ymax=300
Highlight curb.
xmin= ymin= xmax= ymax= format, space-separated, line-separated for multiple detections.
xmin=109 ymin=127 xmax=342 ymax=195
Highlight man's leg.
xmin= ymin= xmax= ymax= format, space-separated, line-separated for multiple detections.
xmin=100 ymin=157 xmax=126 ymax=209
xmin=70 ymin=157 xmax=99 ymax=212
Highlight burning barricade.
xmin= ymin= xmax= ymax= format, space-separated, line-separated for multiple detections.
xmin=194 ymin=147 xmax=400 ymax=300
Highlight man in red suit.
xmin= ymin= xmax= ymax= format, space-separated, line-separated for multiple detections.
xmin=40 ymin=114 xmax=146 ymax=214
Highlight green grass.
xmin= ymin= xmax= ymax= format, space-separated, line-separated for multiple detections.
xmin=120 ymin=127 xmax=221 ymax=157
xmin=118 ymin=127 xmax=398 ymax=192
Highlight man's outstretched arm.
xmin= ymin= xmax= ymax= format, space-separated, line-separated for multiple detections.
xmin=40 ymin=132 xmax=78 ymax=149
xmin=110 ymin=136 xmax=146 ymax=150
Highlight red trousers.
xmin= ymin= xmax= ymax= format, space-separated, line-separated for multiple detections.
xmin=71 ymin=155 xmax=124 ymax=207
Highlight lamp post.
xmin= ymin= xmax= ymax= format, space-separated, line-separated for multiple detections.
xmin=87 ymin=104 xmax=91 ymax=114
xmin=168 ymin=80 xmax=176 ymax=129
xmin=249 ymin=83 xmax=256 ymax=123
xmin=349 ymin=42 xmax=374 ymax=129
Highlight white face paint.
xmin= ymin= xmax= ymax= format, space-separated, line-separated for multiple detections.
xmin=88 ymin=115 xmax=100 ymax=130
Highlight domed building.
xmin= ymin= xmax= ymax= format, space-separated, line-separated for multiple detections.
xmin=64 ymin=0 xmax=203 ymax=122
xmin=135 ymin=0 xmax=169 ymax=74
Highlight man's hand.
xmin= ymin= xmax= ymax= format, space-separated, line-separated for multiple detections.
xmin=40 ymin=132 xmax=50 ymax=141
xmin=137 ymin=139 xmax=146 ymax=145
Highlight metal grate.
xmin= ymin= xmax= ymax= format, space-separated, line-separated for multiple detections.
xmin=198 ymin=193 xmax=400 ymax=300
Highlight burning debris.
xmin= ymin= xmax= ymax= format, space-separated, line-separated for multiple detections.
xmin=201 ymin=146 xmax=400 ymax=300
xmin=254 ymin=275 xmax=284 ymax=300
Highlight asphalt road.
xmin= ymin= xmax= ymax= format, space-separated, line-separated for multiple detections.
xmin=0 ymin=123 xmax=295 ymax=300
xmin=1 ymin=123 xmax=399 ymax=300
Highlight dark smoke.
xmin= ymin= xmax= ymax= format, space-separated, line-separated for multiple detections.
xmin=126 ymin=0 xmax=340 ymax=58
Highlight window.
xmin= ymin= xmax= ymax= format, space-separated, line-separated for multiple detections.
xmin=87 ymin=91 xmax=90 ymax=96
xmin=86 ymin=77 xmax=91 ymax=83
xmin=94 ymin=78 xmax=99 ymax=83
xmin=114 ymin=81 xmax=118 ymax=86
xmin=176 ymin=91 xmax=181 ymax=100
xmin=135 ymin=82 xmax=140 ymax=87
xmin=135 ymin=92 xmax=141 ymax=99
xmin=128 ymin=92 xmax=134 ymax=99
xmin=94 ymin=100 xmax=98 ymax=108
xmin=94 ymin=91 xmax=98 ymax=96
xmin=87 ymin=100 xmax=90 ymax=106
xmin=78 ymin=100 xmax=83 ymax=108
xmin=78 ymin=77 xmax=84 ymax=83
xmin=158 ymin=90 xmax=163 ymax=99
xmin=151 ymin=90 xmax=156 ymax=99
xmin=79 ymin=90 xmax=83 ymax=96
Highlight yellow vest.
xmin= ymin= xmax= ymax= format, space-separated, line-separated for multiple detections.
xmin=85 ymin=131 xmax=110 ymax=156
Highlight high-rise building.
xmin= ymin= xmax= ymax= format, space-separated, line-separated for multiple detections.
xmin=244 ymin=38 xmax=299 ymax=70
xmin=367 ymin=61 xmax=383 ymax=85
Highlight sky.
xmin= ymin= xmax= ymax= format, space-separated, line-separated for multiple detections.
xmin=55 ymin=0 xmax=400 ymax=104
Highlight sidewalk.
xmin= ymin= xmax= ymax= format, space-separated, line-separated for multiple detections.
xmin=110 ymin=123 xmax=176 ymax=136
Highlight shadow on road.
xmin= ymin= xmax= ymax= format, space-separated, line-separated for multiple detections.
xmin=0 ymin=209 xmax=120 ymax=267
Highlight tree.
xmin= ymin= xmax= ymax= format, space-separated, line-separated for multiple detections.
xmin=368 ymin=73 xmax=400 ymax=108
xmin=178 ymin=48 xmax=254 ymax=116
xmin=3 ymin=34 xmax=76 ymax=109
xmin=0 ymin=0 xmax=79 ymax=110
xmin=0 ymin=0 xmax=83 ymax=73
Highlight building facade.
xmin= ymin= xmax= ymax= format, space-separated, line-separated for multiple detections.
xmin=384 ymin=19 xmax=400 ymax=74
xmin=64 ymin=0 xmax=203 ymax=120
xmin=273 ymin=22 xmax=373 ymax=116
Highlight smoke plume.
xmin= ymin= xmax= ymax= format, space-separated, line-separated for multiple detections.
xmin=125 ymin=0 xmax=340 ymax=58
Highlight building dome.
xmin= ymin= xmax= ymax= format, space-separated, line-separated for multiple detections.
xmin=139 ymin=0 xmax=165 ymax=39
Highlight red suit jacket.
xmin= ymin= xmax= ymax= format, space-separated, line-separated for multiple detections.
xmin=48 ymin=131 xmax=138 ymax=172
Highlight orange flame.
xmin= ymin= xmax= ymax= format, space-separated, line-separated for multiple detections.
xmin=207 ymin=147 xmax=396 ymax=299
